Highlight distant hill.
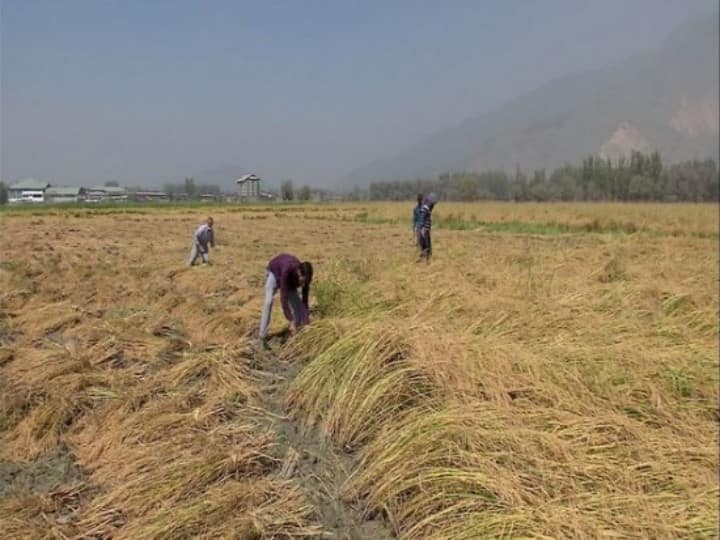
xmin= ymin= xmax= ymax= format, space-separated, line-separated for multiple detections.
xmin=342 ymin=13 xmax=719 ymax=187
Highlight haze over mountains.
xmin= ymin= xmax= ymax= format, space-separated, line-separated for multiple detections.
xmin=342 ymin=13 xmax=719 ymax=188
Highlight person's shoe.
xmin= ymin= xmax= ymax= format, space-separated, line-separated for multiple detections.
xmin=259 ymin=338 xmax=271 ymax=351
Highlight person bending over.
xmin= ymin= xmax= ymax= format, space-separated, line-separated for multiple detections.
xmin=188 ymin=217 xmax=215 ymax=266
xmin=259 ymin=253 xmax=314 ymax=348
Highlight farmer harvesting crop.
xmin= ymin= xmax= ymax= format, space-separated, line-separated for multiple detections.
xmin=187 ymin=217 xmax=215 ymax=266
xmin=413 ymin=193 xmax=424 ymax=249
xmin=418 ymin=193 xmax=437 ymax=262
xmin=259 ymin=253 xmax=314 ymax=348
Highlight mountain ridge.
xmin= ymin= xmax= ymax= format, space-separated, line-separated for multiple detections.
xmin=341 ymin=12 xmax=719 ymax=188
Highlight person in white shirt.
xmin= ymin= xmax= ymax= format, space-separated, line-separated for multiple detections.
xmin=187 ymin=217 xmax=215 ymax=266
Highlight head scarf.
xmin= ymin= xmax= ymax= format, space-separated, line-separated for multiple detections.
xmin=423 ymin=192 xmax=438 ymax=209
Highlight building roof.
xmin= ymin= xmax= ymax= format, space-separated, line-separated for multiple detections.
xmin=46 ymin=186 xmax=83 ymax=196
xmin=88 ymin=186 xmax=127 ymax=194
xmin=10 ymin=178 xmax=51 ymax=190
xmin=236 ymin=174 xmax=261 ymax=183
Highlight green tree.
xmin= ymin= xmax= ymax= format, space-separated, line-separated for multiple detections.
xmin=511 ymin=165 xmax=528 ymax=201
xmin=549 ymin=165 xmax=578 ymax=201
xmin=197 ymin=184 xmax=221 ymax=195
xmin=281 ymin=179 xmax=294 ymax=201
xmin=297 ymin=185 xmax=312 ymax=201
xmin=184 ymin=177 xmax=197 ymax=198
xmin=648 ymin=151 xmax=662 ymax=181
xmin=580 ymin=156 xmax=596 ymax=198
xmin=0 ymin=182 xmax=7 ymax=205
xmin=628 ymin=175 xmax=654 ymax=200
xmin=528 ymin=169 xmax=548 ymax=201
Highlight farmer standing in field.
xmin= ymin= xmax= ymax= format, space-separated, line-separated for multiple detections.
xmin=413 ymin=193 xmax=424 ymax=250
xmin=259 ymin=253 xmax=314 ymax=349
xmin=418 ymin=193 xmax=437 ymax=263
xmin=187 ymin=217 xmax=215 ymax=266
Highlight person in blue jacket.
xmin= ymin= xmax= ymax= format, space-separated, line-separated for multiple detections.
xmin=412 ymin=193 xmax=424 ymax=250
xmin=417 ymin=193 xmax=438 ymax=263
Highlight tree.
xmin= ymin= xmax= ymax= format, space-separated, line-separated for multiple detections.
xmin=349 ymin=185 xmax=366 ymax=201
xmin=184 ymin=177 xmax=197 ymax=198
xmin=511 ymin=165 xmax=529 ymax=201
xmin=197 ymin=184 xmax=221 ymax=195
xmin=549 ymin=165 xmax=579 ymax=201
xmin=104 ymin=180 xmax=120 ymax=187
xmin=648 ymin=151 xmax=662 ymax=182
xmin=628 ymin=175 xmax=654 ymax=201
xmin=341 ymin=152 xmax=716 ymax=202
xmin=485 ymin=171 xmax=510 ymax=200
xmin=281 ymin=179 xmax=294 ymax=201
xmin=298 ymin=185 xmax=312 ymax=201
xmin=528 ymin=169 xmax=548 ymax=201
xmin=0 ymin=182 xmax=7 ymax=205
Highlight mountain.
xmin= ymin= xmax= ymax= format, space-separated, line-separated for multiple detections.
xmin=342 ymin=13 xmax=719 ymax=187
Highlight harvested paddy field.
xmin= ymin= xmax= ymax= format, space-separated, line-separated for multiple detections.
xmin=1 ymin=202 xmax=718 ymax=539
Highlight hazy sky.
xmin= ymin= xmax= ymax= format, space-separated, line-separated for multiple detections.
xmin=1 ymin=0 xmax=717 ymax=188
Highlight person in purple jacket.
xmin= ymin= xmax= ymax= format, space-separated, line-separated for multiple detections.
xmin=259 ymin=253 xmax=314 ymax=348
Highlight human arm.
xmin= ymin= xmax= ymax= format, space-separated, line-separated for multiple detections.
xmin=300 ymin=284 xmax=311 ymax=324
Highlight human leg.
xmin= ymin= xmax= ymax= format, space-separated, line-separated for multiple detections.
xmin=188 ymin=242 xmax=199 ymax=266
xmin=259 ymin=271 xmax=277 ymax=340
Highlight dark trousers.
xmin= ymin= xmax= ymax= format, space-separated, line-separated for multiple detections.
xmin=419 ymin=229 xmax=432 ymax=259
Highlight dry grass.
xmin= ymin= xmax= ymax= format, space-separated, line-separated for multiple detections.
xmin=0 ymin=202 xmax=717 ymax=539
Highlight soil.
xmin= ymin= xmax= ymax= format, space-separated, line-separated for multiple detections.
xmin=0 ymin=329 xmax=394 ymax=538
xmin=250 ymin=335 xmax=395 ymax=540
xmin=0 ymin=446 xmax=84 ymax=498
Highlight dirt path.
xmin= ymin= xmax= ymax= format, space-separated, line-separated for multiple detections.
xmin=249 ymin=339 xmax=394 ymax=540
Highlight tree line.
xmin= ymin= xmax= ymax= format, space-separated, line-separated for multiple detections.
xmin=366 ymin=151 xmax=719 ymax=202
xmin=2 ymin=151 xmax=718 ymax=205
xmin=165 ymin=177 xmax=315 ymax=201
xmin=162 ymin=178 xmax=222 ymax=198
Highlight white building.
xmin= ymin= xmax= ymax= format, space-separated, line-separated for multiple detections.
xmin=85 ymin=186 xmax=128 ymax=202
xmin=45 ymin=186 xmax=85 ymax=203
xmin=8 ymin=178 xmax=51 ymax=203
xmin=235 ymin=174 xmax=261 ymax=200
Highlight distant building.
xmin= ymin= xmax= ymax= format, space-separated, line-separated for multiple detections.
xmin=85 ymin=186 xmax=128 ymax=202
xmin=45 ymin=186 xmax=85 ymax=203
xmin=236 ymin=174 xmax=261 ymax=200
xmin=8 ymin=178 xmax=51 ymax=203
xmin=131 ymin=190 xmax=169 ymax=202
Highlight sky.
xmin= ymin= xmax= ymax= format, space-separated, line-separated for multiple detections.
xmin=1 ymin=0 xmax=717 ymax=189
